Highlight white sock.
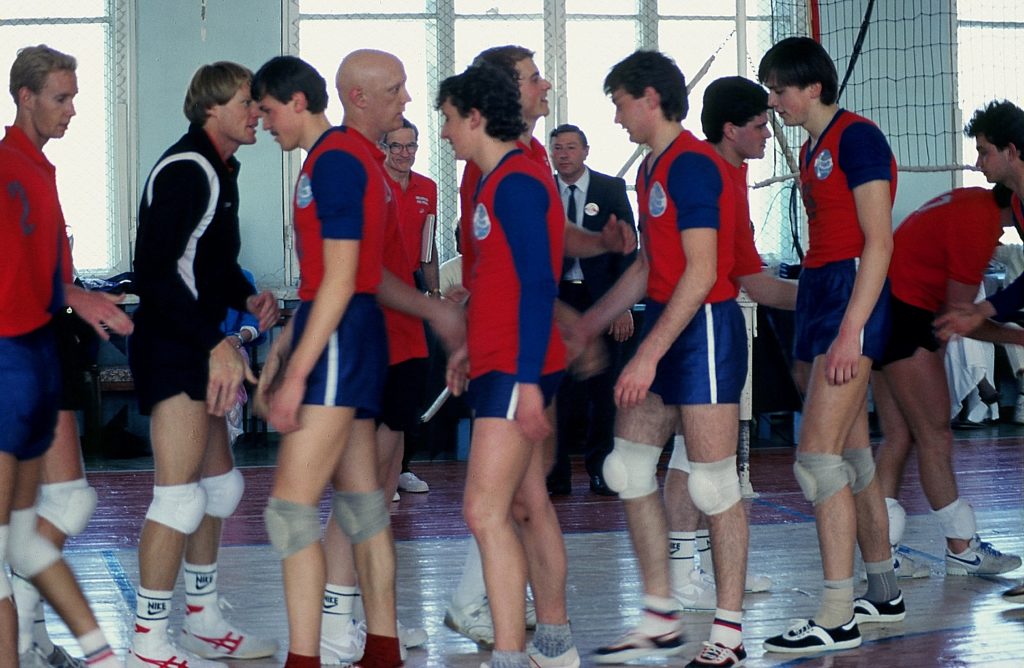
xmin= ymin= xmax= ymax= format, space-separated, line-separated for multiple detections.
xmin=11 ymin=571 xmax=40 ymax=654
xmin=133 ymin=586 xmax=172 ymax=650
xmin=453 ymin=539 xmax=487 ymax=608
xmin=709 ymin=608 xmax=743 ymax=649
xmin=322 ymin=584 xmax=359 ymax=638
xmin=668 ymin=531 xmax=697 ymax=587
xmin=696 ymin=529 xmax=712 ymax=573
xmin=183 ymin=561 xmax=219 ymax=627
xmin=78 ymin=627 xmax=118 ymax=667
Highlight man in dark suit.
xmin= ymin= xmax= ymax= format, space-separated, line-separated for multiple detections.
xmin=547 ymin=123 xmax=637 ymax=496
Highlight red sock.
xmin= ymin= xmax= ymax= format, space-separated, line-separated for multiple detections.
xmin=284 ymin=651 xmax=320 ymax=668
xmin=355 ymin=633 xmax=402 ymax=667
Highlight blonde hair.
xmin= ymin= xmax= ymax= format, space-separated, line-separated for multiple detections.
xmin=183 ymin=61 xmax=253 ymax=125
xmin=9 ymin=44 xmax=76 ymax=104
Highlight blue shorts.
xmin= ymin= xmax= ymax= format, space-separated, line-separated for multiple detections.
xmin=794 ymin=259 xmax=891 ymax=363
xmin=0 ymin=326 xmax=60 ymax=461
xmin=643 ymin=299 xmax=746 ymax=406
xmin=292 ymin=294 xmax=388 ymax=417
xmin=465 ymin=371 xmax=564 ymax=419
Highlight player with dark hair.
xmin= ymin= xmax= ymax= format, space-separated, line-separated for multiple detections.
xmin=758 ymin=36 xmax=899 ymax=654
xmin=438 ymin=62 xmax=578 ymax=668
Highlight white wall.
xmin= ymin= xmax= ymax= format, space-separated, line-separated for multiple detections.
xmin=135 ymin=0 xmax=289 ymax=289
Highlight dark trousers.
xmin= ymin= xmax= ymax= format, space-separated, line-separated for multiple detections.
xmin=549 ymin=281 xmax=626 ymax=484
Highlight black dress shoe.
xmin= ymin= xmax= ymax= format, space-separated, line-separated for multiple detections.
xmin=547 ymin=478 xmax=572 ymax=496
xmin=589 ymin=473 xmax=616 ymax=496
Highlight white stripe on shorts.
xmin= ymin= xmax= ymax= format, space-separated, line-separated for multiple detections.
xmin=704 ymin=303 xmax=718 ymax=404
xmin=324 ymin=331 xmax=340 ymax=406
xmin=506 ymin=382 xmax=520 ymax=421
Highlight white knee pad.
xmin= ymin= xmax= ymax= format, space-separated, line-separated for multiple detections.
xmin=793 ymin=452 xmax=855 ymax=506
xmin=932 ymin=498 xmax=976 ymax=540
xmin=688 ymin=456 xmax=742 ymax=516
xmin=264 ymin=497 xmax=321 ymax=558
xmin=145 ymin=483 xmax=207 ymax=534
xmin=0 ymin=526 xmax=10 ymax=599
xmin=842 ymin=447 xmax=875 ymax=494
xmin=6 ymin=509 xmax=60 ymax=579
xmin=37 ymin=478 xmax=97 ymax=536
xmin=886 ymin=497 xmax=906 ymax=546
xmin=666 ymin=435 xmax=691 ymax=473
xmin=200 ymin=468 xmax=245 ymax=519
xmin=332 ymin=490 xmax=390 ymax=544
xmin=603 ymin=438 xmax=661 ymax=499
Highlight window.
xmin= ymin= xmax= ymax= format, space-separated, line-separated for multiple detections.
xmin=1 ymin=0 xmax=126 ymax=275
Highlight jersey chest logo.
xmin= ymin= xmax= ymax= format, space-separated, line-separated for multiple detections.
xmin=648 ymin=181 xmax=668 ymax=217
xmin=473 ymin=203 xmax=492 ymax=240
xmin=814 ymin=149 xmax=834 ymax=180
xmin=296 ymin=173 xmax=314 ymax=208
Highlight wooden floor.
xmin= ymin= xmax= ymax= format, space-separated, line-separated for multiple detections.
xmin=49 ymin=426 xmax=1024 ymax=666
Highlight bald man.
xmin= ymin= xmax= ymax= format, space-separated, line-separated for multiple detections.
xmin=254 ymin=50 xmax=461 ymax=668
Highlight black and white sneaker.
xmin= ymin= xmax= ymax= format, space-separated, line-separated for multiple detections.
xmin=763 ymin=617 xmax=861 ymax=654
xmin=854 ymin=592 xmax=906 ymax=623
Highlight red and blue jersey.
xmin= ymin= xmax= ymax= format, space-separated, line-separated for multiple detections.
xmin=799 ymin=110 xmax=897 ymax=268
xmin=461 ymin=149 xmax=566 ymax=382
xmin=0 ymin=144 xmax=64 ymax=336
xmin=637 ymin=129 xmax=736 ymax=304
xmin=382 ymin=169 xmax=429 ymax=364
xmin=1 ymin=127 xmax=68 ymax=336
xmin=294 ymin=126 xmax=387 ymax=300
xmin=889 ymin=187 xmax=1003 ymax=313
xmin=394 ymin=170 xmax=437 ymax=271
xmin=724 ymin=160 xmax=763 ymax=288
xmin=459 ymin=136 xmax=550 ymax=243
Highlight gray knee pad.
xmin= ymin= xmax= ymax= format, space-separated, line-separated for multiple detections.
xmin=842 ymin=448 xmax=875 ymax=494
xmin=264 ymin=498 xmax=321 ymax=558
xmin=603 ymin=438 xmax=661 ymax=499
xmin=688 ymin=456 xmax=742 ymax=516
xmin=6 ymin=509 xmax=60 ymax=579
xmin=200 ymin=468 xmax=245 ymax=519
xmin=37 ymin=478 xmax=97 ymax=536
xmin=793 ymin=452 xmax=855 ymax=506
xmin=332 ymin=490 xmax=390 ymax=544
xmin=146 ymin=483 xmax=207 ymax=534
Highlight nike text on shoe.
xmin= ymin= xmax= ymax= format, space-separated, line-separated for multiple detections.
xmin=592 ymin=625 xmax=686 ymax=664
xmin=854 ymin=592 xmax=906 ymax=623
xmin=527 ymin=641 xmax=581 ymax=668
xmin=945 ymin=536 xmax=1022 ymax=576
xmin=763 ymin=618 xmax=861 ymax=654
xmin=685 ymin=641 xmax=747 ymax=667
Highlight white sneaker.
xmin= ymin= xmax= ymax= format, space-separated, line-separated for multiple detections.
xmin=398 ymin=619 xmax=428 ymax=648
xmin=129 ymin=634 xmax=227 ymax=668
xmin=392 ymin=491 xmax=401 ymax=502
xmin=671 ymin=569 xmax=716 ymax=611
xmin=321 ymin=619 xmax=366 ymax=665
xmin=763 ymin=617 xmax=861 ymax=654
xmin=527 ymin=641 xmax=581 ymax=667
xmin=745 ymin=572 xmax=773 ymax=593
xmin=593 ymin=619 xmax=686 ymax=664
xmin=398 ymin=471 xmax=429 ymax=493
xmin=180 ymin=602 xmax=278 ymax=660
xmin=19 ymin=645 xmax=52 ymax=668
xmin=893 ymin=544 xmax=931 ymax=579
xmin=946 ymin=535 xmax=1022 ymax=575
xmin=444 ymin=597 xmax=495 ymax=648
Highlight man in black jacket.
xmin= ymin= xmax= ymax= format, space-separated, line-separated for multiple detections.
xmin=128 ymin=61 xmax=279 ymax=668
xmin=547 ymin=123 xmax=637 ymax=496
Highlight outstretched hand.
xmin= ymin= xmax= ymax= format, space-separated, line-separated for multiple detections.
xmin=600 ymin=214 xmax=637 ymax=255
